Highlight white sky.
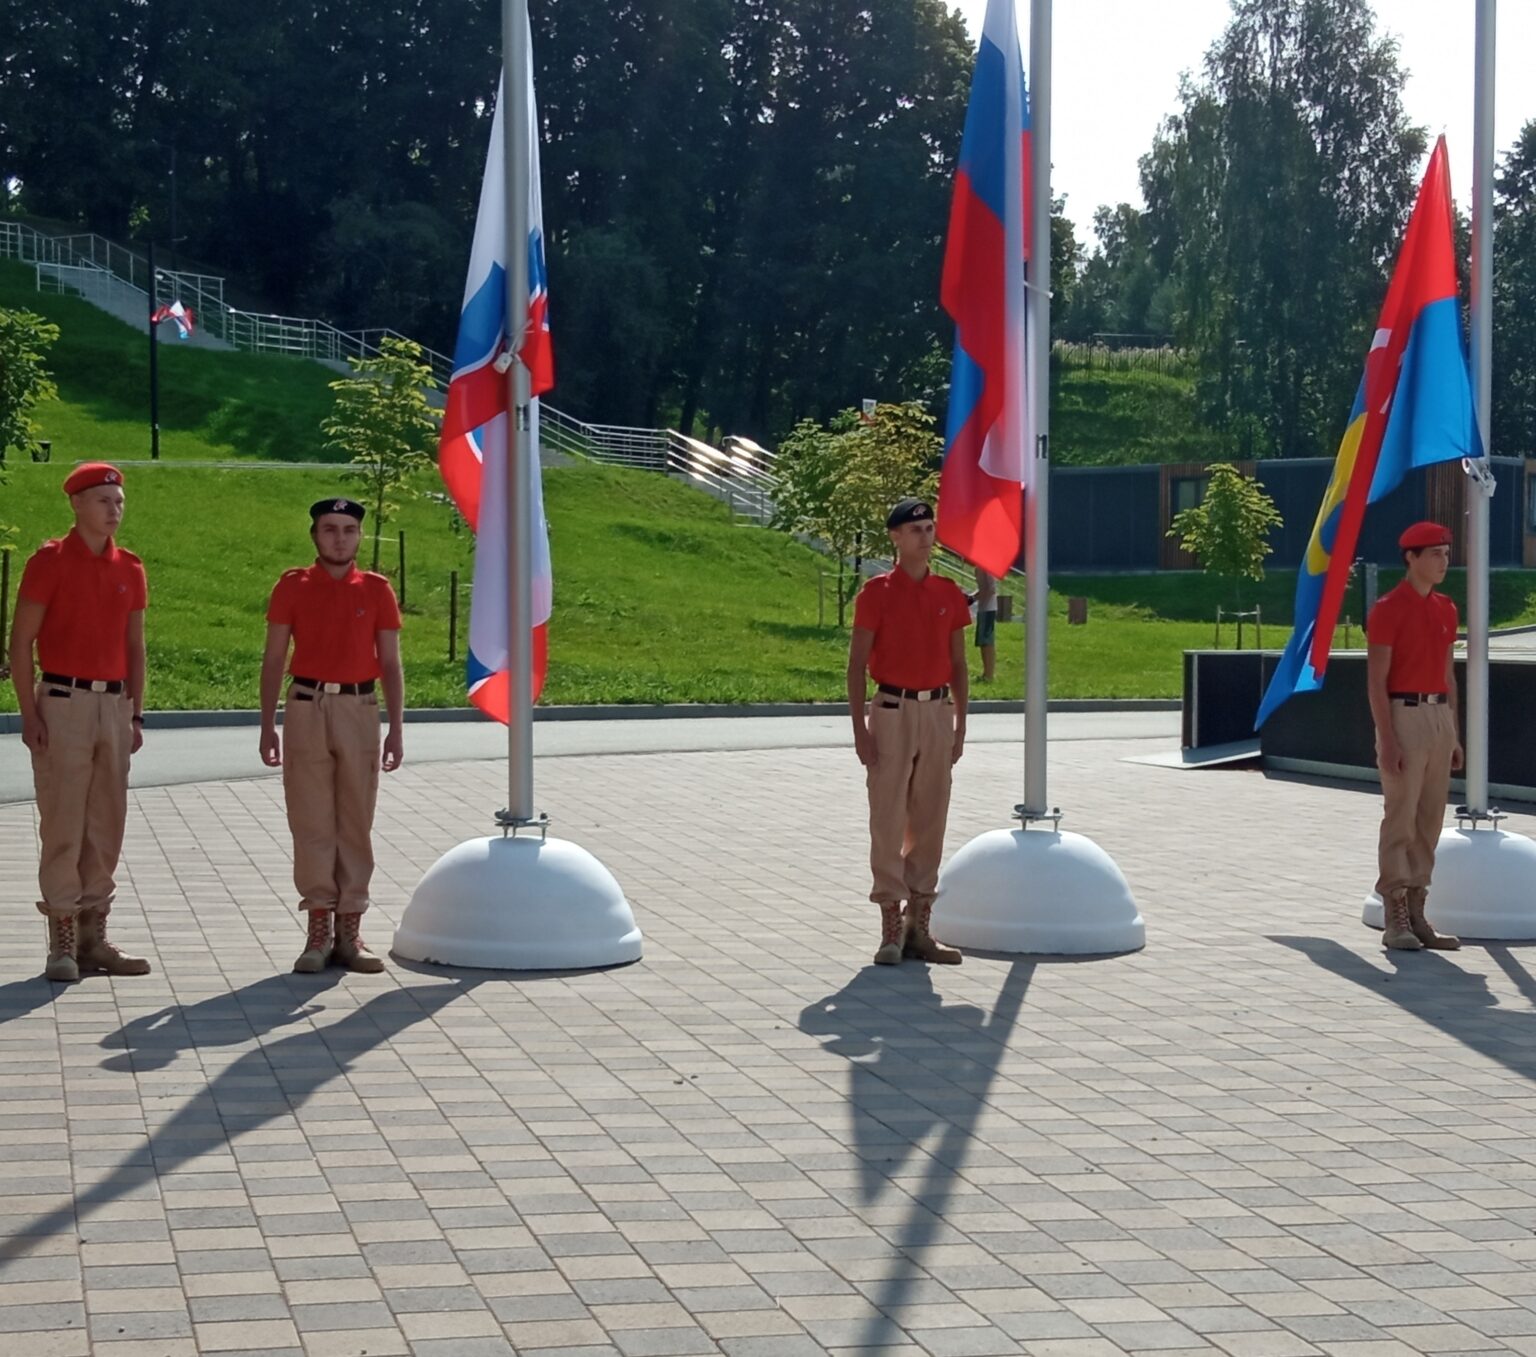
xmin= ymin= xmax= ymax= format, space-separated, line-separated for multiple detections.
xmin=952 ymin=0 xmax=1536 ymax=247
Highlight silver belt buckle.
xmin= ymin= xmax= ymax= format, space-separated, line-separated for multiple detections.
xmin=917 ymin=689 xmax=933 ymax=701
xmin=322 ymin=681 xmax=342 ymax=695
xmin=90 ymin=680 xmax=108 ymax=692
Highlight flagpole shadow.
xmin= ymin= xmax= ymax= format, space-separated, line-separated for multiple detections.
xmin=1272 ymin=935 xmax=1536 ymax=1083
xmin=1 ymin=974 xmax=484 ymax=1261
xmin=799 ymin=960 xmax=1035 ymax=1348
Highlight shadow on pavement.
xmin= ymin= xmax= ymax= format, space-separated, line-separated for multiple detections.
xmin=1273 ymin=935 xmax=1536 ymax=1081
xmin=799 ymin=960 xmax=1033 ymax=1348
xmin=0 ymin=973 xmax=483 ymax=1261
xmin=0 ymin=974 xmax=81 ymax=1025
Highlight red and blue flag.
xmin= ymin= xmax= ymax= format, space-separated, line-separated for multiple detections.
xmin=936 ymin=0 xmax=1031 ymax=579
xmin=1256 ymin=137 xmax=1480 ymax=727
xmin=439 ymin=60 xmax=554 ymax=723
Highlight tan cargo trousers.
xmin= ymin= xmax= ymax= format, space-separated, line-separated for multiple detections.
xmin=1375 ymin=700 xmax=1457 ymax=900
xmin=31 ymin=685 xmax=132 ymax=918
xmin=282 ymin=686 xmax=382 ymax=915
xmin=865 ymin=696 xmax=955 ymax=909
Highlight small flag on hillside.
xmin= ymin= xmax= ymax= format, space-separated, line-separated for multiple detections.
xmin=151 ymin=299 xmax=195 ymax=340
xmin=936 ymin=0 xmax=1031 ymax=580
xmin=439 ymin=57 xmax=554 ymax=723
xmin=1256 ymin=136 xmax=1480 ymax=728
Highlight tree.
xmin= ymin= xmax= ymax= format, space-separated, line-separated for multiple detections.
xmin=320 ymin=338 xmax=440 ymax=571
xmin=0 ymin=308 xmax=61 ymax=460
xmin=772 ymin=401 xmax=941 ymax=624
xmin=1141 ymin=0 xmax=1426 ymax=458
xmin=1168 ymin=462 xmax=1283 ymax=599
xmin=1494 ymin=120 xmax=1536 ymax=456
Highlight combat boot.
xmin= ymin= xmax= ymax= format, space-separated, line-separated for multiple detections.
xmin=333 ymin=912 xmax=385 ymax=973
xmin=1407 ymin=888 xmax=1460 ymax=950
xmin=874 ymin=902 xmax=906 ymax=966
xmin=43 ymin=909 xmax=80 ymax=983
xmin=77 ymin=905 xmax=152 ymax=976
xmin=902 ymin=898 xmax=963 ymax=965
xmin=293 ymin=909 xmax=334 ymax=973
xmin=1381 ymin=891 xmax=1423 ymax=951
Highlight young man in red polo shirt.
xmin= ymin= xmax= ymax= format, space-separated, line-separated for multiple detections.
xmin=8 ymin=462 xmax=152 ymax=981
xmin=259 ymin=499 xmax=405 ymax=974
xmin=848 ymin=497 xmax=970 ymax=966
xmin=1367 ymin=520 xmax=1463 ymax=951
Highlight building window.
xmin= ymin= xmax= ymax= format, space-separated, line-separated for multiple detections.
xmin=1528 ymin=475 xmax=1536 ymax=532
xmin=1171 ymin=475 xmax=1208 ymax=517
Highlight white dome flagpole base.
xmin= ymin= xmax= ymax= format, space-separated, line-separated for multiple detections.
xmin=1362 ymin=822 xmax=1536 ymax=940
xmin=1361 ymin=892 xmax=1385 ymax=931
xmin=932 ymin=827 xmax=1145 ymax=956
xmin=393 ymin=833 xmax=641 ymax=970
xmin=1424 ymin=824 xmax=1536 ymax=939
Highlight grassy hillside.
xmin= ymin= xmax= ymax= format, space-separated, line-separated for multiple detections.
xmin=1053 ymin=365 xmax=1226 ymax=466
xmin=0 ymin=260 xmax=338 ymax=463
xmin=4 ymin=263 xmax=1533 ymax=708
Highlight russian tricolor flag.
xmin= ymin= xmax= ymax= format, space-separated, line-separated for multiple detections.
xmin=439 ymin=58 xmax=555 ymax=722
xmin=937 ymin=0 xmax=1031 ymax=580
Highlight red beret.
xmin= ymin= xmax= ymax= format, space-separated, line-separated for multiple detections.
xmin=1398 ymin=521 xmax=1452 ymax=550
xmin=62 ymin=462 xmax=124 ymax=496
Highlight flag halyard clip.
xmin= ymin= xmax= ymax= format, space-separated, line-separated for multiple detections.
xmin=1013 ymin=804 xmax=1063 ymax=830
xmin=495 ymin=808 xmax=551 ymax=841
xmin=1462 ymin=457 xmax=1496 ymax=496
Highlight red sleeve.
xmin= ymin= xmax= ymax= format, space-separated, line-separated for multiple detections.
xmin=948 ymin=581 xmax=971 ymax=631
xmin=852 ymin=578 xmax=883 ymax=632
xmin=1366 ymin=594 xmax=1397 ymax=647
xmin=266 ymin=575 xmax=296 ymax=625
xmin=17 ymin=548 xmax=58 ymax=608
xmin=373 ymin=577 xmax=402 ymax=631
xmin=129 ymin=561 xmax=148 ymax=611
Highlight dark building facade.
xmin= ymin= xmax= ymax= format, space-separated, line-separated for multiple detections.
xmin=1048 ymin=456 xmax=1536 ymax=573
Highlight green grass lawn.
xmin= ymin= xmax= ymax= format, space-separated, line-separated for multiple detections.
xmin=1 ymin=260 xmax=340 ymax=464
xmin=6 ymin=458 xmax=1535 ymax=710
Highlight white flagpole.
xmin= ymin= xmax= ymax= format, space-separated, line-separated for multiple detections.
xmin=502 ymin=0 xmax=535 ymax=825
xmin=391 ymin=0 xmax=640 ymax=972
xmin=1372 ymin=0 xmax=1536 ymax=944
xmin=1023 ymin=0 xmax=1052 ymax=819
xmin=931 ymin=0 xmax=1141 ymax=955
xmin=1465 ymin=0 xmax=1494 ymax=817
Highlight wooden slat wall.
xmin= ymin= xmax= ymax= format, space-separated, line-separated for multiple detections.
xmin=1425 ymin=462 xmax=1469 ymax=564
xmin=1159 ymin=460 xmax=1257 ymax=570
xmin=1526 ymin=460 xmax=1536 ymax=568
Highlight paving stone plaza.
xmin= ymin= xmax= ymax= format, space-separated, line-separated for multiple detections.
xmin=3 ymin=717 xmax=1536 ymax=1356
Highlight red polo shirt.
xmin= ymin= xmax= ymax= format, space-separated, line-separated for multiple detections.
xmin=19 ymin=529 xmax=147 ymax=681
xmin=266 ymin=563 xmax=402 ymax=683
xmin=1367 ymin=580 xmax=1458 ymax=693
xmin=854 ymin=567 xmax=970 ymax=690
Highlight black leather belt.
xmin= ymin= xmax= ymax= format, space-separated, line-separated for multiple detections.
xmin=1389 ymin=691 xmax=1446 ymax=706
xmin=877 ymin=684 xmax=950 ymax=702
xmin=291 ymin=676 xmax=376 ymax=695
xmin=41 ymin=672 xmax=125 ymax=694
